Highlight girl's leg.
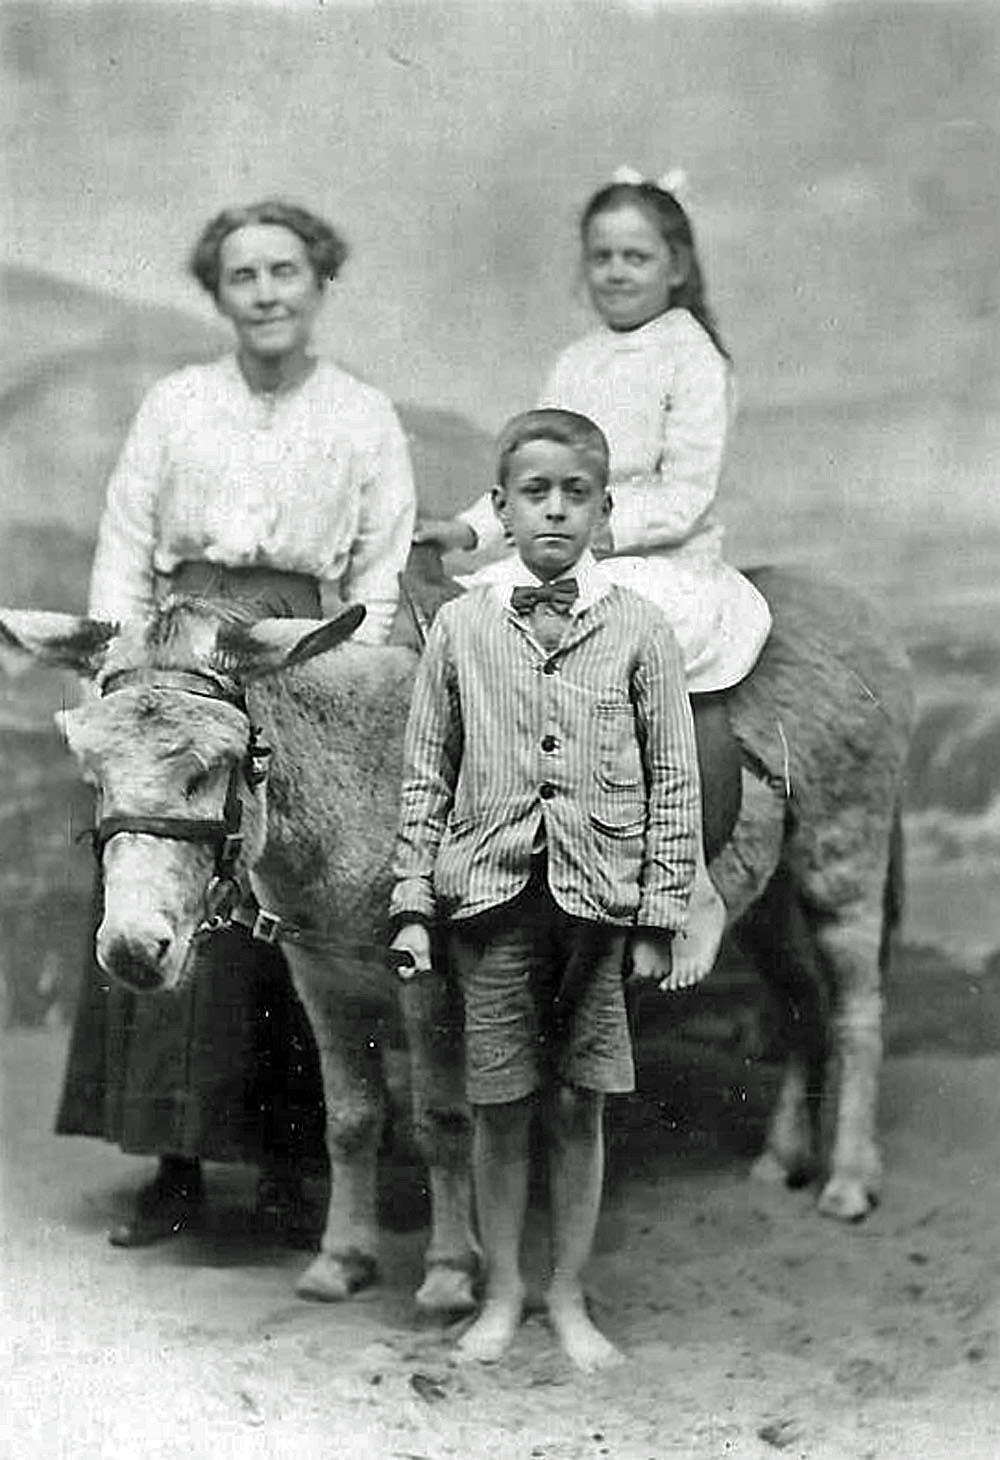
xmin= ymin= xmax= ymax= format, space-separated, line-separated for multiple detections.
xmin=667 ymin=830 xmax=726 ymax=988
xmin=457 ymin=1097 xmax=532 ymax=1363
xmin=545 ymin=1084 xmax=623 ymax=1372
xmin=669 ymin=693 xmax=734 ymax=989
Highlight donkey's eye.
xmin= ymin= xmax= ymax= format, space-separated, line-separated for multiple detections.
xmin=183 ymin=764 xmax=213 ymax=798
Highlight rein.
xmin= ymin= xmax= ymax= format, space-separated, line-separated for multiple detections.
xmin=89 ymin=665 xmax=415 ymax=981
xmin=195 ymin=873 xmax=415 ymax=977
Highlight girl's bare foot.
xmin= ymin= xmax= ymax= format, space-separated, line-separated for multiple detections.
xmin=455 ymin=1291 xmax=524 ymax=1364
xmin=546 ymin=1288 xmax=624 ymax=1373
xmin=664 ymin=859 xmax=725 ymax=989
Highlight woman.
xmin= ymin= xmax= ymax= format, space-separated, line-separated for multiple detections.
xmin=57 ymin=199 xmax=416 ymax=1246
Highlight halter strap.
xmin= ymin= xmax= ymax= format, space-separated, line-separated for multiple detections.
xmin=89 ymin=669 xmax=256 ymax=878
xmin=100 ymin=666 xmax=245 ymax=709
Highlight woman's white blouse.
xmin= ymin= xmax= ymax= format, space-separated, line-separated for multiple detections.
xmin=462 ymin=308 xmax=730 ymax=562
xmin=88 ymin=356 xmax=416 ymax=643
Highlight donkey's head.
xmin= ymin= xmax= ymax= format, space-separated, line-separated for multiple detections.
xmin=0 ymin=599 xmax=365 ymax=992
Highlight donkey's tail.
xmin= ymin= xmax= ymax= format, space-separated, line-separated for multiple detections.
xmin=879 ymin=797 xmax=906 ymax=973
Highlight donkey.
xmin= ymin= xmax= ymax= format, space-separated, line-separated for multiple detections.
xmin=1 ymin=561 xmax=912 ymax=1267
xmin=1 ymin=601 xmax=476 ymax=1309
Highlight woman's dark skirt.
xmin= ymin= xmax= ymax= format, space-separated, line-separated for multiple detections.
xmin=56 ymin=903 xmax=326 ymax=1169
xmin=55 ymin=562 xmax=328 ymax=1170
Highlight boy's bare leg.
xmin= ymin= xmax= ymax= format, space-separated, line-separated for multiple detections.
xmin=545 ymin=1084 xmax=624 ymax=1372
xmin=457 ymin=1097 xmax=531 ymax=1363
xmin=667 ymin=833 xmax=725 ymax=989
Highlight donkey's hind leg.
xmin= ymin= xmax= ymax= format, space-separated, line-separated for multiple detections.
xmin=811 ymin=889 xmax=887 ymax=1221
xmin=739 ymin=868 xmax=830 ymax=1192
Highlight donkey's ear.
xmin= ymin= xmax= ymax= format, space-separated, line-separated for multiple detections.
xmin=0 ymin=610 xmax=118 ymax=677
xmin=219 ymin=603 xmax=367 ymax=680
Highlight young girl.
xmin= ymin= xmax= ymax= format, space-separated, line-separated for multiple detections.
xmin=417 ymin=169 xmax=771 ymax=984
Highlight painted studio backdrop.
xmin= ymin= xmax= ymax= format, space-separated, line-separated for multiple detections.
xmin=6 ymin=6 xmax=1000 ymax=1457
xmin=2 ymin=0 xmax=999 ymax=1040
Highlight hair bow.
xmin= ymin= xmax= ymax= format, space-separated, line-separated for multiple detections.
xmin=611 ymin=164 xmax=690 ymax=203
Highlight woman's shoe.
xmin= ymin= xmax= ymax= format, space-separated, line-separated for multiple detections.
xmin=108 ymin=1159 xmax=204 ymax=1248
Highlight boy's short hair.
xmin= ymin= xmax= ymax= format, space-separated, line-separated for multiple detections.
xmin=496 ymin=409 xmax=610 ymax=489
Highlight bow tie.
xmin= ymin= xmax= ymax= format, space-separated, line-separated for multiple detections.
xmin=510 ymin=579 xmax=579 ymax=616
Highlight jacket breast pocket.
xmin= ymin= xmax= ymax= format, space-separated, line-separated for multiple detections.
xmin=594 ymin=700 xmax=643 ymax=792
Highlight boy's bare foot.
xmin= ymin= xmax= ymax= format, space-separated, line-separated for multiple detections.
xmin=455 ymin=1292 xmax=524 ymax=1364
xmin=664 ymin=860 xmax=725 ymax=990
xmin=546 ymin=1288 xmax=624 ymax=1373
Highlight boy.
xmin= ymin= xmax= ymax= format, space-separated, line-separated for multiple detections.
xmin=390 ymin=409 xmax=701 ymax=1372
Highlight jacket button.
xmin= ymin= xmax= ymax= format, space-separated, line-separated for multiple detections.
xmin=541 ymin=734 xmax=557 ymax=752
xmin=539 ymin=782 xmax=556 ymax=800
xmin=542 ymin=660 xmax=558 ymax=675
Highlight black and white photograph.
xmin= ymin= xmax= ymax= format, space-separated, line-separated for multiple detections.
xmin=2 ymin=1 xmax=999 ymax=1455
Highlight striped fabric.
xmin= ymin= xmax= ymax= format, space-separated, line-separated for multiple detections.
xmin=391 ymin=557 xmax=700 ymax=932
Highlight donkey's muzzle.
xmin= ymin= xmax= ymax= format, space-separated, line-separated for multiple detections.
xmin=100 ymin=935 xmax=173 ymax=994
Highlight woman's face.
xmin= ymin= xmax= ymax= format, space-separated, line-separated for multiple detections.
xmin=583 ymin=204 xmax=684 ymax=332
xmin=215 ymin=224 xmax=324 ymax=362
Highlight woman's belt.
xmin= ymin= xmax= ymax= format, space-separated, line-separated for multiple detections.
xmin=156 ymin=561 xmax=322 ymax=619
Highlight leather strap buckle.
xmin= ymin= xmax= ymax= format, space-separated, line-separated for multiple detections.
xmin=250 ymin=909 xmax=281 ymax=944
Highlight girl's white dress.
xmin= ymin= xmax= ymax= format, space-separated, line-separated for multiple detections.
xmin=89 ymin=355 xmax=416 ymax=643
xmin=458 ymin=309 xmax=771 ymax=692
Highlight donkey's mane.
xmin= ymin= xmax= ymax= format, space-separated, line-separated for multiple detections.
xmin=142 ymin=595 xmax=257 ymax=681
xmin=147 ymin=595 xmax=255 ymax=645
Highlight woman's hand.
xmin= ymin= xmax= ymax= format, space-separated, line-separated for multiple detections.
xmin=413 ymin=517 xmax=477 ymax=553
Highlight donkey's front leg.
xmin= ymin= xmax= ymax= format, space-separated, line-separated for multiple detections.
xmin=398 ymin=970 xmax=477 ymax=1315
xmin=289 ymin=957 xmax=385 ymax=1300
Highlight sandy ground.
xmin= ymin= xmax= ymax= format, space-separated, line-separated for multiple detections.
xmin=3 ymin=1024 xmax=1000 ymax=1460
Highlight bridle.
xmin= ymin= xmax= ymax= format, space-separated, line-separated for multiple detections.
xmin=86 ymin=663 xmax=415 ymax=980
xmin=87 ymin=665 xmax=271 ymax=900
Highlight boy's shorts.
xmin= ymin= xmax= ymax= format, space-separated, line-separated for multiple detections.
xmin=448 ymin=863 xmax=635 ymax=1105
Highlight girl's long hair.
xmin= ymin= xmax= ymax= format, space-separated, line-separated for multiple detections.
xmin=581 ymin=182 xmax=731 ymax=363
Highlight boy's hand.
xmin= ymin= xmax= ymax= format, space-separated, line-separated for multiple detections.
xmin=413 ymin=517 xmax=477 ymax=553
xmin=628 ymin=930 xmax=675 ymax=992
xmin=390 ymin=921 xmax=433 ymax=982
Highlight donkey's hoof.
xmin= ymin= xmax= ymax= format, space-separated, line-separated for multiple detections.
xmin=415 ymin=1260 xmax=477 ymax=1317
xmin=296 ymin=1249 xmax=378 ymax=1302
xmin=817 ymin=1172 xmax=879 ymax=1223
xmin=749 ymin=1150 xmax=789 ymax=1186
xmin=751 ymin=1145 xmax=818 ymax=1191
